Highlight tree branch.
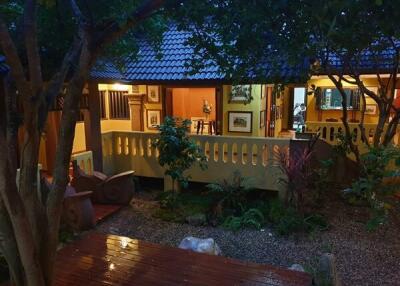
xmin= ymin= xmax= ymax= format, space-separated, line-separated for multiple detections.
xmin=24 ymin=0 xmax=42 ymax=94
xmin=92 ymin=0 xmax=168 ymax=59
xmin=328 ymin=73 xmax=361 ymax=163
xmin=39 ymin=36 xmax=83 ymax=130
xmin=0 ymin=17 xmax=30 ymax=97
xmin=70 ymin=0 xmax=84 ymax=21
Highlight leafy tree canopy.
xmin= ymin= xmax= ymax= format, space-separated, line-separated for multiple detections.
xmin=0 ymin=0 xmax=169 ymax=79
xmin=170 ymin=0 xmax=400 ymax=82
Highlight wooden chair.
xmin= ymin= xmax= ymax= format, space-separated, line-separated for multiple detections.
xmin=196 ymin=120 xmax=204 ymax=134
xmin=209 ymin=121 xmax=216 ymax=135
xmin=70 ymin=160 xmax=135 ymax=205
xmin=197 ymin=120 xmax=217 ymax=135
xmin=41 ymin=177 xmax=95 ymax=231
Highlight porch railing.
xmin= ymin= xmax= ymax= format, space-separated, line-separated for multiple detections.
xmin=306 ymin=121 xmax=400 ymax=154
xmin=71 ymin=151 xmax=93 ymax=175
xmin=101 ymin=131 xmax=290 ymax=191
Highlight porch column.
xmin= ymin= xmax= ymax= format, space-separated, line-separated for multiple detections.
xmin=127 ymin=93 xmax=145 ymax=131
xmin=84 ymin=82 xmax=103 ymax=171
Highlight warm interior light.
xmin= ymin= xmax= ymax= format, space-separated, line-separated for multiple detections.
xmin=112 ymin=83 xmax=129 ymax=91
xmin=120 ymin=237 xmax=129 ymax=249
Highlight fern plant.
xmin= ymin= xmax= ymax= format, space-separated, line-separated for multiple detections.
xmin=223 ymin=208 xmax=265 ymax=231
xmin=207 ymin=171 xmax=254 ymax=215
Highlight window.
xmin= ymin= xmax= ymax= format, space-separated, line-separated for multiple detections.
xmin=319 ymin=88 xmax=360 ymax=110
xmin=109 ymin=90 xmax=129 ymax=119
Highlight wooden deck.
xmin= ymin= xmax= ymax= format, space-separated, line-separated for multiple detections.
xmin=93 ymin=204 xmax=123 ymax=223
xmin=54 ymin=233 xmax=312 ymax=286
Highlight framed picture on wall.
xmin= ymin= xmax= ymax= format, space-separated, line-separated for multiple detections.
xmin=365 ymin=104 xmax=377 ymax=115
xmin=146 ymin=109 xmax=161 ymax=129
xmin=229 ymin=85 xmax=252 ymax=103
xmin=147 ymin=85 xmax=160 ymax=103
xmin=260 ymin=110 xmax=266 ymax=128
xmin=228 ymin=111 xmax=253 ymax=133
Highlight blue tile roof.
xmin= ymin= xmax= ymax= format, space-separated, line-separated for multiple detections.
xmin=91 ymin=25 xmax=225 ymax=82
xmin=90 ymin=27 xmax=397 ymax=83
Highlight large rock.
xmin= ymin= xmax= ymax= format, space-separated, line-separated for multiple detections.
xmin=178 ymin=236 xmax=222 ymax=255
xmin=289 ymin=264 xmax=305 ymax=272
xmin=185 ymin=213 xmax=207 ymax=226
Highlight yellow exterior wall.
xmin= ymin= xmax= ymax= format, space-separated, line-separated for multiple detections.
xmin=307 ymin=77 xmax=379 ymax=124
xmin=97 ymin=83 xmax=163 ymax=133
xmin=72 ymin=122 xmax=86 ymax=153
xmin=70 ymin=76 xmax=384 ymax=154
xmin=222 ymin=84 xmax=265 ymax=137
xmin=101 ymin=119 xmax=131 ymax=131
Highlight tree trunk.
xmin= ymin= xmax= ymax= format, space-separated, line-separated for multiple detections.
xmin=328 ymin=75 xmax=361 ymax=163
xmin=0 ymin=200 xmax=24 ymax=286
xmin=44 ymin=40 xmax=91 ymax=285
xmin=373 ymin=104 xmax=388 ymax=147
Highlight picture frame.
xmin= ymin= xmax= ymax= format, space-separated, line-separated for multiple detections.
xmin=228 ymin=111 xmax=253 ymax=133
xmin=260 ymin=110 xmax=266 ymax=128
xmin=146 ymin=109 xmax=161 ymax=129
xmin=229 ymin=85 xmax=252 ymax=103
xmin=365 ymin=104 xmax=377 ymax=115
xmin=146 ymin=85 xmax=160 ymax=103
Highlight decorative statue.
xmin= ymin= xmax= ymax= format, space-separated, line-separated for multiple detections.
xmin=203 ymin=100 xmax=212 ymax=120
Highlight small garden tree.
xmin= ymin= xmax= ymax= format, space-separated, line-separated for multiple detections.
xmin=153 ymin=117 xmax=207 ymax=196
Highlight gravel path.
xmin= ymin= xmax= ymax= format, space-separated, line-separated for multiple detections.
xmin=95 ymin=196 xmax=400 ymax=286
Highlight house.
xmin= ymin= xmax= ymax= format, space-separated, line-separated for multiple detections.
xmin=4 ymin=25 xmax=400 ymax=193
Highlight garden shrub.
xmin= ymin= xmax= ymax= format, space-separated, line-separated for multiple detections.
xmin=266 ymin=199 xmax=328 ymax=235
xmin=276 ymin=134 xmax=320 ymax=212
xmin=223 ymin=208 xmax=265 ymax=231
xmin=346 ymin=146 xmax=400 ymax=230
xmin=206 ymin=170 xmax=255 ymax=217
xmin=153 ymin=116 xmax=207 ymax=208
xmin=311 ymin=159 xmax=334 ymax=203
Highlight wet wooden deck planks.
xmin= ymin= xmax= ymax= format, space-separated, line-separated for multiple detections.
xmin=54 ymin=233 xmax=312 ymax=286
xmin=93 ymin=204 xmax=123 ymax=223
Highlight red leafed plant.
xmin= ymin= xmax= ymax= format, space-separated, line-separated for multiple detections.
xmin=277 ymin=135 xmax=319 ymax=212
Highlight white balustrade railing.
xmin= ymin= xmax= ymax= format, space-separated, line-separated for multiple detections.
xmin=306 ymin=121 xmax=400 ymax=154
xmin=101 ymin=131 xmax=290 ymax=191
xmin=71 ymin=151 xmax=93 ymax=175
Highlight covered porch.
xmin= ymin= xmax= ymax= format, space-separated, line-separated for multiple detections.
xmin=38 ymin=81 xmax=292 ymax=176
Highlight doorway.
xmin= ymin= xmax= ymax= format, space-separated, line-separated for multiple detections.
xmin=291 ymin=87 xmax=307 ymax=131
xmin=164 ymin=87 xmax=221 ymax=134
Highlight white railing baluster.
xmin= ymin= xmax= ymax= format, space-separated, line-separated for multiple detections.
xmin=101 ymin=131 xmax=290 ymax=191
